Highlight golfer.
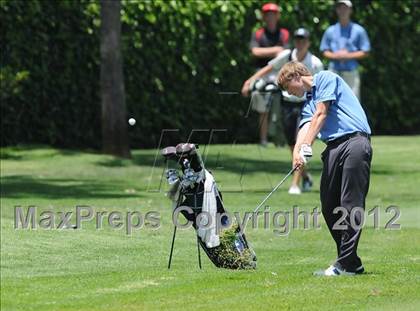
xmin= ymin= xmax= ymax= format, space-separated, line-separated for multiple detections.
xmin=277 ymin=61 xmax=372 ymax=276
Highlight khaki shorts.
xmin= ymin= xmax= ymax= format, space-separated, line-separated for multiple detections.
xmin=333 ymin=70 xmax=361 ymax=100
xmin=251 ymin=91 xmax=269 ymax=113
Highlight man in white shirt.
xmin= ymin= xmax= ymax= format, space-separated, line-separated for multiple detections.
xmin=242 ymin=28 xmax=324 ymax=195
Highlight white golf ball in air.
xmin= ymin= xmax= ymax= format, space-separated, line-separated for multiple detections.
xmin=128 ymin=118 xmax=136 ymax=126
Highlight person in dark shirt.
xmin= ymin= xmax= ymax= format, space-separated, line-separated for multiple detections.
xmin=248 ymin=3 xmax=290 ymax=146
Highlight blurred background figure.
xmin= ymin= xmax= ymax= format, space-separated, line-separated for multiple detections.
xmin=320 ymin=0 xmax=370 ymax=99
xmin=248 ymin=2 xmax=290 ymax=147
xmin=242 ymin=28 xmax=323 ymax=194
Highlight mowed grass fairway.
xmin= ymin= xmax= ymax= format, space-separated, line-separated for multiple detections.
xmin=1 ymin=136 xmax=420 ymax=311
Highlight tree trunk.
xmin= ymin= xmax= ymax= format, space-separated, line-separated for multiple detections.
xmin=100 ymin=0 xmax=131 ymax=158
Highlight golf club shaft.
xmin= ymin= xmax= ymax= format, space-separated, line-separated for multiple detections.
xmin=253 ymin=167 xmax=297 ymax=213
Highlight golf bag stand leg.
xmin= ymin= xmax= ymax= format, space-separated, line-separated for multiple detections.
xmin=167 ymin=189 xmax=183 ymax=269
xmin=197 ymin=235 xmax=202 ymax=269
xmin=193 ymin=190 xmax=202 ymax=269
xmin=168 ymin=225 xmax=177 ymax=269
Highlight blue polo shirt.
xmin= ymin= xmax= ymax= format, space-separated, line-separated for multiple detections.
xmin=320 ymin=22 xmax=371 ymax=71
xmin=299 ymin=71 xmax=371 ymax=142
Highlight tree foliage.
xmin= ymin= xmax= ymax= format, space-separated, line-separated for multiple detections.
xmin=1 ymin=0 xmax=419 ymax=148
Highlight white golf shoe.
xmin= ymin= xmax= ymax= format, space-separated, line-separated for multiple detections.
xmin=313 ymin=265 xmax=364 ymax=276
xmin=288 ymin=185 xmax=301 ymax=195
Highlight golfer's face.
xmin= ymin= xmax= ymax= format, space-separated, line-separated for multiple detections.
xmin=287 ymin=77 xmax=305 ymax=97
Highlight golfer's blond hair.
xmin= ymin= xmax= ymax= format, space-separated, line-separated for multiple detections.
xmin=277 ymin=61 xmax=312 ymax=90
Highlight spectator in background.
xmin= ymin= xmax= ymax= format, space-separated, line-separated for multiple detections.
xmin=249 ymin=3 xmax=290 ymax=147
xmin=242 ymin=28 xmax=323 ymax=194
xmin=320 ymin=0 xmax=370 ymax=99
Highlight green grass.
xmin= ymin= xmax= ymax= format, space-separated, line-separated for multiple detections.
xmin=1 ymin=137 xmax=420 ymax=310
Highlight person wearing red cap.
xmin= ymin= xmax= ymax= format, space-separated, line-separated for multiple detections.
xmin=248 ymin=3 xmax=290 ymax=147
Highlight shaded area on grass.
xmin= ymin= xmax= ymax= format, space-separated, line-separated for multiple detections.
xmin=0 ymin=175 xmax=142 ymax=199
xmin=96 ymin=151 xmax=324 ymax=176
xmin=0 ymin=145 xmax=99 ymax=160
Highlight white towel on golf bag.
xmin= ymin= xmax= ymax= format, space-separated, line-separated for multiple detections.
xmin=197 ymin=170 xmax=220 ymax=248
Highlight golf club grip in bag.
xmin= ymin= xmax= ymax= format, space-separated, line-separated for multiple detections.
xmin=162 ymin=143 xmax=257 ymax=269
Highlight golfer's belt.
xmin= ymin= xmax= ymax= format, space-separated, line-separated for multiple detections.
xmin=327 ymin=131 xmax=371 ymax=146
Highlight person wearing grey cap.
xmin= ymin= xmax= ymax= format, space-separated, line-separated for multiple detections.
xmin=320 ymin=0 xmax=371 ymax=99
xmin=242 ymin=28 xmax=324 ymax=195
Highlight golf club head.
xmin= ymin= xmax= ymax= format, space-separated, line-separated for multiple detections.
xmin=161 ymin=146 xmax=179 ymax=161
xmin=251 ymin=78 xmax=266 ymax=92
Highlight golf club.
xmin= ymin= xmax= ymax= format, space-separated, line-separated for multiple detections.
xmin=254 ymin=166 xmax=297 ymax=213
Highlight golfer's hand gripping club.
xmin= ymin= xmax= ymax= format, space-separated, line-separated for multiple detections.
xmin=299 ymin=144 xmax=313 ymax=164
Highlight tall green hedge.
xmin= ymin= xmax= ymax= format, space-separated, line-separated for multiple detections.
xmin=1 ymin=0 xmax=419 ymax=148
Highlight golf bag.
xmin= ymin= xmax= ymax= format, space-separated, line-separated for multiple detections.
xmin=162 ymin=143 xmax=257 ymax=269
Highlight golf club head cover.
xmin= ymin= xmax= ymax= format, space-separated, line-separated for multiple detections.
xmin=161 ymin=146 xmax=178 ymax=161
xmin=176 ymin=143 xmax=203 ymax=172
xmin=165 ymin=169 xmax=179 ymax=185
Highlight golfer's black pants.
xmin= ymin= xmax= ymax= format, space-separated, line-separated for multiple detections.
xmin=320 ymin=134 xmax=372 ymax=271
